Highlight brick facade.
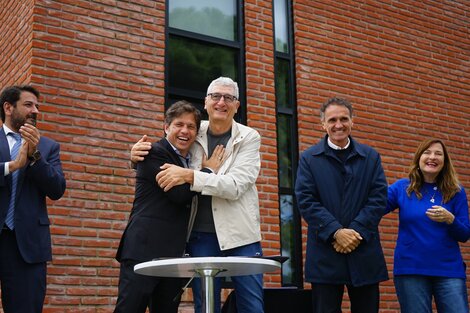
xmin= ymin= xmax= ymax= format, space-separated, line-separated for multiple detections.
xmin=0 ymin=0 xmax=469 ymax=312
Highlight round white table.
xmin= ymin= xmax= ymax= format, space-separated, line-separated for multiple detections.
xmin=134 ymin=256 xmax=281 ymax=313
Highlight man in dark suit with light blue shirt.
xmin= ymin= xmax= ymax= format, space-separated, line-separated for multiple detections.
xmin=115 ymin=100 xmax=223 ymax=313
xmin=0 ymin=85 xmax=66 ymax=313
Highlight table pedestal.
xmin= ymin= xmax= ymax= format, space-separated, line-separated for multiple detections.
xmin=196 ymin=268 xmax=226 ymax=313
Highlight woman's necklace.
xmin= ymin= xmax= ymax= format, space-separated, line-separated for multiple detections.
xmin=429 ymin=186 xmax=438 ymax=203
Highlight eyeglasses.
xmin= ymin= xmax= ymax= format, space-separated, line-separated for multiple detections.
xmin=207 ymin=93 xmax=237 ymax=104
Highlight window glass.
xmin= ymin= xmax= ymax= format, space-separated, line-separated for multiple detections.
xmin=277 ymin=114 xmax=293 ymax=188
xmin=274 ymin=0 xmax=288 ymax=53
xmin=280 ymin=194 xmax=297 ymax=284
xmin=168 ymin=37 xmax=238 ymax=94
xmin=169 ymin=0 xmax=237 ymax=41
xmin=275 ymin=58 xmax=292 ymax=109
xmin=274 ymin=0 xmax=300 ymax=288
xmin=168 ymin=96 xmax=207 ymax=121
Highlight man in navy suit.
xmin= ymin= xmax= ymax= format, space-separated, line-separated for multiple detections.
xmin=0 ymin=85 xmax=66 ymax=313
xmin=115 ymin=100 xmax=223 ymax=313
xmin=295 ymin=97 xmax=388 ymax=313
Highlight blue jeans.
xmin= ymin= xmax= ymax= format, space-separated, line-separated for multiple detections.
xmin=394 ymin=275 xmax=469 ymax=313
xmin=186 ymin=231 xmax=264 ymax=313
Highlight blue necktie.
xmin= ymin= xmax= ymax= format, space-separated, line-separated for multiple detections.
xmin=6 ymin=132 xmax=21 ymax=230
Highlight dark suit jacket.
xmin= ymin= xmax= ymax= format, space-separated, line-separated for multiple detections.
xmin=116 ymin=138 xmax=196 ymax=262
xmin=295 ymin=136 xmax=388 ymax=286
xmin=0 ymin=128 xmax=66 ymax=263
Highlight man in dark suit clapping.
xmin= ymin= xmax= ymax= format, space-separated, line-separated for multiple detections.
xmin=0 ymin=85 xmax=66 ymax=313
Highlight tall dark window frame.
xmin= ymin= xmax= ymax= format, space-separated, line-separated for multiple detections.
xmin=273 ymin=0 xmax=302 ymax=287
xmin=164 ymin=0 xmax=245 ymax=289
xmin=165 ymin=0 xmax=246 ymax=123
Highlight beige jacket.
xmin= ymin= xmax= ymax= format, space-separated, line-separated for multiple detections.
xmin=189 ymin=120 xmax=262 ymax=250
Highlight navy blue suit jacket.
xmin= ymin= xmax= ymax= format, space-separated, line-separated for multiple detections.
xmin=295 ymin=136 xmax=388 ymax=286
xmin=116 ymin=138 xmax=196 ymax=262
xmin=0 ymin=128 xmax=66 ymax=263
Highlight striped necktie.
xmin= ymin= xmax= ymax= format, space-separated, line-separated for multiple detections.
xmin=5 ymin=132 xmax=21 ymax=230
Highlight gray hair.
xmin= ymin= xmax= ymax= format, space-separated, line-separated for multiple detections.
xmin=206 ymin=77 xmax=239 ymax=99
xmin=320 ymin=97 xmax=353 ymax=121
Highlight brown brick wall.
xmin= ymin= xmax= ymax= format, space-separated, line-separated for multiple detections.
xmin=245 ymin=0 xmax=280 ymax=286
xmin=0 ymin=0 xmax=469 ymax=312
xmin=294 ymin=0 xmax=470 ymax=311
xmin=0 ymin=0 xmax=34 ymax=85
xmin=31 ymin=0 xmax=166 ymax=310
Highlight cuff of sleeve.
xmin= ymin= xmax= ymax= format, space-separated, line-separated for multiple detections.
xmin=349 ymin=222 xmax=369 ymax=241
xmin=320 ymin=221 xmax=343 ymax=243
xmin=333 ymin=229 xmax=341 ymax=240
xmin=5 ymin=162 xmax=11 ymax=176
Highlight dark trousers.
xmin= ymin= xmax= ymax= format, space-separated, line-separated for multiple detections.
xmin=311 ymin=283 xmax=379 ymax=313
xmin=0 ymin=228 xmax=46 ymax=313
xmin=114 ymin=259 xmax=184 ymax=313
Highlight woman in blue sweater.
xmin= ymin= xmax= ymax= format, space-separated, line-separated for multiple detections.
xmin=386 ymin=139 xmax=470 ymax=313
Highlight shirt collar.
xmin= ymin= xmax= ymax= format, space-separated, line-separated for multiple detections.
xmin=327 ymin=137 xmax=350 ymax=150
xmin=167 ymin=140 xmax=191 ymax=167
xmin=3 ymin=124 xmax=15 ymax=136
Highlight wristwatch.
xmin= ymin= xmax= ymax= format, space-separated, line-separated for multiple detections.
xmin=29 ymin=150 xmax=41 ymax=162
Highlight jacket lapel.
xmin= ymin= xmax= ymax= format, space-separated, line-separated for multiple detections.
xmin=0 ymin=128 xmax=10 ymax=162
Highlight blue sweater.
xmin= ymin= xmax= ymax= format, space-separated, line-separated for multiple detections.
xmin=386 ymin=178 xmax=470 ymax=279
